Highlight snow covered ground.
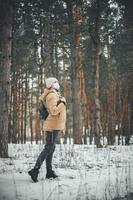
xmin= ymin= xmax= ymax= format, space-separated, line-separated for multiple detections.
xmin=0 ymin=144 xmax=133 ymax=200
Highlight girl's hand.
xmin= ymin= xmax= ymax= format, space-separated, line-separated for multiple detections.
xmin=60 ymin=97 xmax=66 ymax=105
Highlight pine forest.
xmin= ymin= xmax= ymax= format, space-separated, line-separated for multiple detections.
xmin=0 ymin=0 xmax=133 ymax=157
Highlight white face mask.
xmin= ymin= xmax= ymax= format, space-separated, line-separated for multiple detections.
xmin=52 ymin=82 xmax=60 ymax=91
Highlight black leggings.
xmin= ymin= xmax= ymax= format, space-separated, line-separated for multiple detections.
xmin=34 ymin=130 xmax=59 ymax=172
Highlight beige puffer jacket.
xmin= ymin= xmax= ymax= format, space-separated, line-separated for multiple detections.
xmin=39 ymin=88 xmax=66 ymax=132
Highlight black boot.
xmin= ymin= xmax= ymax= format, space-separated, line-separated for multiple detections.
xmin=46 ymin=170 xmax=58 ymax=179
xmin=28 ymin=168 xmax=39 ymax=182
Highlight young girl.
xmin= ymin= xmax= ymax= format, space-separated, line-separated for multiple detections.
xmin=28 ymin=77 xmax=66 ymax=182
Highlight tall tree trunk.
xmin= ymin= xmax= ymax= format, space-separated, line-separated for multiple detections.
xmin=54 ymin=12 xmax=60 ymax=81
xmin=29 ymin=76 xmax=33 ymax=144
xmin=12 ymin=69 xmax=18 ymax=143
xmin=128 ymin=101 xmax=133 ymax=144
xmin=20 ymin=76 xmax=24 ymax=144
xmin=0 ymin=0 xmax=13 ymax=157
xmin=28 ymin=97 xmax=33 ymax=144
xmin=24 ymin=71 xmax=28 ymax=143
xmin=107 ymin=43 xmax=116 ymax=145
xmin=17 ymin=72 xmax=21 ymax=143
xmin=40 ymin=16 xmax=50 ymax=78
xmin=35 ymin=75 xmax=40 ymax=144
xmin=66 ymin=1 xmax=83 ymax=144
xmin=89 ymin=0 xmax=102 ymax=148
xmin=81 ymin=69 xmax=89 ymax=144
xmin=49 ymin=17 xmax=55 ymax=77
xmin=62 ymin=52 xmax=68 ymax=144
xmin=8 ymin=80 xmax=13 ymax=143
xmin=93 ymin=47 xmax=102 ymax=147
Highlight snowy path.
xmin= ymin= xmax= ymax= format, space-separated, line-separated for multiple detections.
xmin=0 ymin=144 xmax=133 ymax=200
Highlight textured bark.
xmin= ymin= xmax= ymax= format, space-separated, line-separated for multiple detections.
xmin=80 ymin=69 xmax=89 ymax=144
xmin=24 ymin=71 xmax=28 ymax=144
xmin=88 ymin=0 xmax=103 ymax=148
xmin=70 ymin=3 xmax=83 ymax=144
xmin=17 ymin=73 xmax=21 ymax=143
xmin=20 ymin=79 xmax=24 ymax=144
xmin=62 ymin=53 xmax=68 ymax=144
xmin=8 ymin=80 xmax=13 ymax=143
xmin=93 ymin=48 xmax=102 ymax=148
xmin=35 ymin=75 xmax=40 ymax=144
xmin=0 ymin=0 xmax=13 ymax=157
xmin=107 ymin=44 xmax=116 ymax=145
xmin=130 ymin=102 xmax=133 ymax=139
xmin=12 ymin=69 xmax=18 ymax=143
xmin=28 ymin=79 xmax=33 ymax=144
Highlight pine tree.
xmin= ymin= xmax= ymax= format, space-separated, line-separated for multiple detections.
xmin=0 ymin=0 xmax=13 ymax=157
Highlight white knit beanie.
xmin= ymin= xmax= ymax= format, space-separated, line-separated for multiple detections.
xmin=45 ymin=77 xmax=58 ymax=89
